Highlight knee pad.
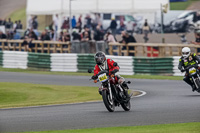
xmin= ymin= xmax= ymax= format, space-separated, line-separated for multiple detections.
xmin=118 ymin=77 xmax=125 ymax=85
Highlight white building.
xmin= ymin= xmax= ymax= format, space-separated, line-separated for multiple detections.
xmin=26 ymin=0 xmax=169 ymax=29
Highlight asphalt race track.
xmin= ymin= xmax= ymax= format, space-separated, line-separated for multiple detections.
xmin=0 ymin=72 xmax=200 ymax=132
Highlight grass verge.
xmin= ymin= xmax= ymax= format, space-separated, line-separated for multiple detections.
xmin=0 ymin=67 xmax=183 ymax=80
xmin=20 ymin=122 xmax=200 ymax=133
xmin=170 ymin=0 xmax=199 ymax=10
xmin=0 ymin=82 xmax=100 ymax=108
xmin=8 ymin=7 xmax=47 ymax=30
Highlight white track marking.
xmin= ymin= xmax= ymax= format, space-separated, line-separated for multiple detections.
xmin=132 ymin=90 xmax=147 ymax=98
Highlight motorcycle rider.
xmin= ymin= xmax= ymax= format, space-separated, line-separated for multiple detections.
xmin=178 ymin=47 xmax=200 ymax=91
xmin=92 ymin=51 xmax=129 ymax=97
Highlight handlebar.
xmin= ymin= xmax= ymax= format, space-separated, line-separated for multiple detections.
xmin=185 ymin=64 xmax=198 ymax=70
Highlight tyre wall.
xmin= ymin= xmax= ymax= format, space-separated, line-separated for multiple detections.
xmin=0 ymin=51 xmax=182 ymax=76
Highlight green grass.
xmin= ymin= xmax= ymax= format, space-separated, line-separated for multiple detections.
xmin=170 ymin=0 xmax=199 ymax=10
xmin=19 ymin=122 xmax=200 ymax=133
xmin=8 ymin=7 xmax=47 ymax=30
xmin=9 ymin=7 xmax=26 ymax=29
xmin=0 ymin=67 xmax=183 ymax=80
xmin=0 ymin=82 xmax=100 ymax=108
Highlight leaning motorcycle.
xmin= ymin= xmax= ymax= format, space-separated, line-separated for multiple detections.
xmin=184 ymin=64 xmax=200 ymax=93
xmin=88 ymin=69 xmax=131 ymax=112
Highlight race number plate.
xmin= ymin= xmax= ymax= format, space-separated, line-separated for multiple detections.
xmin=98 ymin=73 xmax=108 ymax=82
xmin=189 ymin=67 xmax=196 ymax=74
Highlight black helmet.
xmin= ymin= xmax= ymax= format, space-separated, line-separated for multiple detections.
xmin=95 ymin=51 xmax=106 ymax=65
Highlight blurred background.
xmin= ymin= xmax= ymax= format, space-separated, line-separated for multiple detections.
xmin=0 ymin=0 xmax=200 ymax=53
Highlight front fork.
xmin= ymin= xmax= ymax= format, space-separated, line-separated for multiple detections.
xmin=107 ymin=82 xmax=113 ymax=105
xmin=192 ymin=74 xmax=200 ymax=88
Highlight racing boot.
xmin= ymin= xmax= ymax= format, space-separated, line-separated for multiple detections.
xmin=121 ymin=82 xmax=131 ymax=98
xmin=98 ymin=87 xmax=102 ymax=95
xmin=183 ymin=77 xmax=196 ymax=91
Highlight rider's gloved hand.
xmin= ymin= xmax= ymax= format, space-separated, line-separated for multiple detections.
xmin=91 ymin=75 xmax=97 ymax=80
xmin=110 ymin=74 xmax=115 ymax=78
xmin=111 ymin=69 xmax=119 ymax=74
xmin=194 ymin=63 xmax=199 ymax=68
xmin=181 ymin=69 xmax=185 ymax=72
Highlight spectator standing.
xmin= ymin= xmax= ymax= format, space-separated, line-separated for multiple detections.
xmin=32 ymin=16 xmax=38 ymax=30
xmin=28 ymin=16 xmax=33 ymax=29
xmin=126 ymin=21 xmax=134 ymax=35
xmin=94 ymin=25 xmax=104 ymax=41
xmin=142 ymin=19 xmax=150 ymax=43
xmin=120 ymin=31 xmax=137 ymax=56
xmin=105 ymin=30 xmax=117 ymax=55
xmin=76 ymin=22 xmax=82 ymax=33
xmin=71 ymin=16 xmax=77 ymax=28
xmin=61 ymin=20 xmax=69 ymax=29
xmin=17 ymin=20 xmax=23 ymax=29
xmin=13 ymin=21 xmax=17 ymax=30
xmin=78 ymin=15 xmax=82 ymax=28
xmin=93 ymin=13 xmax=99 ymax=30
xmin=2 ymin=19 xmax=7 ymax=26
xmin=85 ymin=15 xmax=92 ymax=29
xmin=53 ymin=14 xmax=59 ymax=31
xmin=53 ymin=14 xmax=59 ymax=40
xmin=109 ymin=18 xmax=117 ymax=37
xmin=118 ymin=16 xmax=126 ymax=33
xmin=6 ymin=18 xmax=13 ymax=29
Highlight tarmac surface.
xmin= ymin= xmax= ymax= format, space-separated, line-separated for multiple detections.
xmin=0 ymin=72 xmax=199 ymax=132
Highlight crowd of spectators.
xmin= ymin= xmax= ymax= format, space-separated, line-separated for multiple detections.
xmin=0 ymin=18 xmax=23 ymax=30
xmin=0 ymin=18 xmax=23 ymax=40
xmin=0 ymin=14 xmax=138 ymax=55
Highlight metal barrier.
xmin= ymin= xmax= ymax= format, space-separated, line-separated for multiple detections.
xmin=95 ymin=41 xmax=107 ymax=53
xmin=109 ymin=43 xmax=200 ymax=57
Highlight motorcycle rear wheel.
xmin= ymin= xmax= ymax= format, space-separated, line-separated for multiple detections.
xmin=102 ymin=90 xmax=115 ymax=112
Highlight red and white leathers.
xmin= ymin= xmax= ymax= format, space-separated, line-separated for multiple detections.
xmin=93 ymin=59 xmax=125 ymax=85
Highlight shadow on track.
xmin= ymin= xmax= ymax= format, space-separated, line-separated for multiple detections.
xmin=183 ymin=94 xmax=200 ymax=97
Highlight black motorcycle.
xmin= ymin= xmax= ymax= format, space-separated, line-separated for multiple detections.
xmin=184 ymin=64 xmax=200 ymax=93
xmin=88 ymin=63 xmax=132 ymax=112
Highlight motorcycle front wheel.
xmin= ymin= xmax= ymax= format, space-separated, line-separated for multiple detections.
xmin=102 ymin=90 xmax=115 ymax=112
xmin=195 ymin=78 xmax=200 ymax=93
xmin=121 ymin=100 xmax=131 ymax=111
